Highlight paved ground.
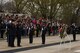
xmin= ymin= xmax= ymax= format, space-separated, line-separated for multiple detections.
xmin=0 ymin=34 xmax=80 ymax=53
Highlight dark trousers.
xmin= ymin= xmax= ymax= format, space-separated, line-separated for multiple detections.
xmin=8 ymin=35 xmax=15 ymax=47
xmin=42 ymin=33 xmax=45 ymax=44
xmin=16 ymin=35 xmax=21 ymax=46
xmin=73 ymin=33 xmax=76 ymax=41
xmin=11 ymin=36 xmax=15 ymax=46
xmin=0 ymin=30 xmax=5 ymax=38
xmin=29 ymin=34 xmax=33 ymax=44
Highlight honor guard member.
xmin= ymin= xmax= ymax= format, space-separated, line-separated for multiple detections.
xmin=29 ymin=23 xmax=34 ymax=44
xmin=7 ymin=20 xmax=16 ymax=47
xmin=41 ymin=22 xmax=47 ymax=44
xmin=71 ymin=23 xmax=77 ymax=41
xmin=16 ymin=21 xmax=23 ymax=47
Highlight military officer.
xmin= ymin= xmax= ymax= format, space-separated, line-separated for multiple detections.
xmin=16 ymin=21 xmax=23 ymax=47
xmin=71 ymin=23 xmax=77 ymax=41
xmin=7 ymin=20 xmax=16 ymax=47
xmin=41 ymin=22 xmax=47 ymax=44
xmin=29 ymin=23 xmax=34 ymax=44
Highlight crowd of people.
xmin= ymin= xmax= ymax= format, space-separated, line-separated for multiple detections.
xmin=0 ymin=14 xmax=77 ymax=47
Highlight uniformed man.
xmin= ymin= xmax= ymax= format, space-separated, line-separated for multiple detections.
xmin=71 ymin=23 xmax=76 ymax=41
xmin=29 ymin=23 xmax=34 ymax=44
xmin=7 ymin=20 xmax=16 ymax=47
xmin=41 ymin=22 xmax=47 ymax=44
xmin=16 ymin=21 xmax=23 ymax=47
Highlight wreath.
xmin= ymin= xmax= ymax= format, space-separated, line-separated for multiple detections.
xmin=59 ymin=31 xmax=67 ymax=39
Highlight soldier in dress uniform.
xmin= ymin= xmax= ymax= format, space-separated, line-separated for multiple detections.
xmin=41 ymin=22 xmax=47 ymax=44
xmin=16 ymin=21 xmax=23 ymax=47
xmin=29 ymin=23 xmax=34 ymax=44
xmin=71 ymin=23 xmax=77 ymax=41
xmin=7 ymin=20 xmax=16 ymax=47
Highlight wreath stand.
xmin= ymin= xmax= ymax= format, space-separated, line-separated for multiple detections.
xmin=59 ymin=33 xmax=72 ymax=51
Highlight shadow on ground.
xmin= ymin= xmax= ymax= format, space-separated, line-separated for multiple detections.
xmin=0 ymin=40 xmax=78 ymax=53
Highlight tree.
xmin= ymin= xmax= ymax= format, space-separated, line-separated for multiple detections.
xmin=58 ymin=0 xmax=80 ymax=25
xmin=12 ymin=0 xmax=28 ymax=13
xmin=0 ymin=0 xmax=4 ymax=12
xmin=4 ymin=1 xmax=15 ymax=13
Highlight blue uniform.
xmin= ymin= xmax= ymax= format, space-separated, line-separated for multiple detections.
xmin=7 ymin=23 xmax=16 ymax=47
xmin=41 ymin=26 xmax=47 ymax=44
xmin=29 ymin=26 xmax=34 ymax=44
xmin=16 ymin=23 xmax=23 ymax=46
xmin=71 ymin=25 xmax=76 ymax=41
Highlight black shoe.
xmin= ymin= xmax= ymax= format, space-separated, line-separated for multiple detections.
xmin=8 ymin=45 xmax=11 ymax=47
xmin=30 ymin=42 xmax=33 ymax=44
xmin=10 ymin=45 xmax=15 ymax=47
xmin=17 ymin=45 xmax=22 ymax=47
xmin=42 ymin=43 xmax=45 ymax=44
xmin=73 ymin=40 xmax=76 ymax=41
